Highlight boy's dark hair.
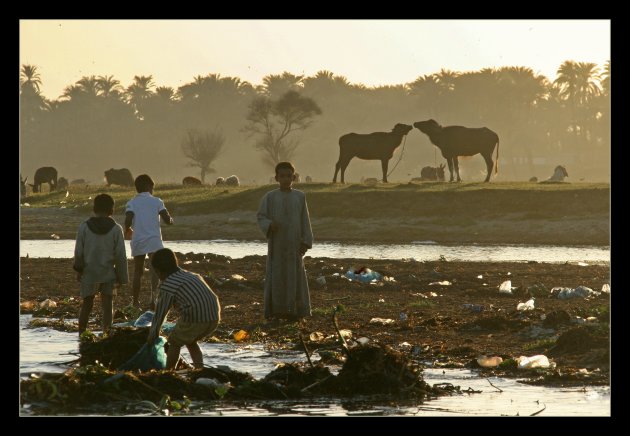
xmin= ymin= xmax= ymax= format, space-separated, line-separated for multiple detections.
xmin=135 ymin=174 xmax=155 ymax=193
xmin=151 ymin=248 xmax=179 ymax=274
xmin=93 ymin=194 xmax=114 ymax=214
xmin=275 ymin=161 xmax=295 ymax=175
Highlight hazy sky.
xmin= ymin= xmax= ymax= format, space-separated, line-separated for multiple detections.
xmin=20 ymin=19 xmax=610 ymax=99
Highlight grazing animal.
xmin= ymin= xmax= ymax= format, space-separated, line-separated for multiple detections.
xmin=31 ymin=166 xmax=58 ymax=193
xmin=225 ymin=175 xmax=240 ymax=186
xmin=333 ymin=123 xmax=414 ymax=183
xmin=362 ymin=177 xmax=378 ymax=186
xmin=104 ymin=168 xmax=134 ymax=187
xmin=420 ymin=164 xmax=446 ymax=181
xmin=542 ymin=165 xmax=569 ymax=183
xmin=413 ymin=119 xmax=499 ymax=182
xmin=57 ymin=177 xmax=69 ymax=190
xmin=182 ymin=176 xmax=202 ymax=185
xmin=216 ymin=177 xmax=226 ymax=186
xmin=20 ymin=174 xmax=27 ymax=197
xmin=529 ymin=176 xmax=538 ymax=183
xmin=70 ymin=178 xmax=86 ymax=185
xmin=305 ymin=175 xmax=313 ymax=183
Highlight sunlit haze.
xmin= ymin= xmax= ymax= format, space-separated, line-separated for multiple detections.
xmin=20 ymin=19 xmax=610 ymax=99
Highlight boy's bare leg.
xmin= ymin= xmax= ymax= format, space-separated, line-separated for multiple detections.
xmin=186 ymin=342 xmax=204 ymax=369
xmin=101 ymin=293 xmax=113 ymax=335
xmin=78 ymin=295 xmax=95 ymax=335
xmin=166 ymin=343 xmax=182 ymax=369
xmin=148 ymin=252 xmax=158 ymax=311
xmin=132 ymin=255 xmax=146 ymax=307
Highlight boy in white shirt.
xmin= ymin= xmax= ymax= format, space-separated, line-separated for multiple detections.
xmin=124 ymin=174 xmax=174 ymax=309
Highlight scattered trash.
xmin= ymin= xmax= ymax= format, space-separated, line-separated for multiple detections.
xmin=577 ymin=262 xmax=589 ymax=266
xmin=133 ymin=311 xmax=154 ymax=327
xmin=309 ymin=332 xmax=325 ymax=342
xmin=399 ymin=342 xmax=412 ymax=348
xmin=338 ymin=329 xmax=352 ymax=340
xmin=22 ymin=202 xmax=30 ymax=207
xmin=356 ymin=337 xmax=370 ymax=345
xmin=378 ymin=298 xmax=385 ymax=303
xmin=552 ymin=286 xmax=599 ymax=299
xmin=429 ymin=280 xmax=451 ymax=286
xmin=223 ymin=305 xmax=237 ymax=310
xmin=477 ymin=275 xmax=483 ymax=279
xmin=517 ymin=355 xmax=551 ymax=369
xmin=369 ymin=318 xmax=395 ymax=325
xmin=39 ymin=299 xmax=57 ymax=309
xmin=345 ymin=267 xmax=383 ymax=283
xmin=233 ymin=330 xmax=249 ymax=342
xmin=399 ymin=312 xmax=408 ymax=321
xmin=477 ymin=355 xmax=503 ymax=368
xmin=601 ymin=284 xmax=610 ymax=294
xmin=517 ymin=298 xmax=535 ymax=311
xmin=230 ymin=274 xmax=246 ymax=281
xmin=498 ymin=280 xmax=514 ymax=294
xmin=196 ymin=378 xmax=231 ymax=390
xmin=316 ymin=276 xmax=327 ymax=286
xmin=50 ymin=234 xmax=60 ymax=240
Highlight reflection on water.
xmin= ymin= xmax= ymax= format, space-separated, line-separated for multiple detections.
xmin=20 ymin=239 xmax=610 ymax=263
xmin=20 ymin=315 xmax=610 ymax=416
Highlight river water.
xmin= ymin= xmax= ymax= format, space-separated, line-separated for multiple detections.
xmin=20 ymin=239 xmax=610 ymax=263
xmin=19 ymin=315 xmax=610 ymax=416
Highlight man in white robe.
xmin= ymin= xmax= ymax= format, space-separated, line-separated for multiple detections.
xmin=257 ymin=162 xmax=313 ymax=320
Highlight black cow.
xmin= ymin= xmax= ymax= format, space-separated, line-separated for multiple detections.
xmin=57 ymin=177 xmax=69 ymax=190
xmin=414 ymin=119 xmax=499 ymax=182
xmin=31 ymin=167 xmax=58 ymax=193
xmin=333 ymin=123 xmax=414 ymax=183
xmin=420 ymin=164 xmax=446 ymax=181
xmin=182 ymin=176 xmax=202 ymax=185
xmin=104 ymin=168 xmax=134 ymax=187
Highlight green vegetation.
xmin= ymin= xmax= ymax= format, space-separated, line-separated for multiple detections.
xmin=21 ymin=182 xmax=609 ymax=220
xmin=523 ymin=337 xmax=558 ymax=351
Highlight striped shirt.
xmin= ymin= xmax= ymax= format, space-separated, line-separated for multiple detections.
xmin=149 ymin=268 xmax=221 ymax=338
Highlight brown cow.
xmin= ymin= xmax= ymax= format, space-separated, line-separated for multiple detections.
xmin=182 ymin=176 xmax=202 ymax=185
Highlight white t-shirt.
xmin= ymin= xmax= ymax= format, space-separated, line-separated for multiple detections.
xmin=126 ymin=192 xmax=166 ymax=256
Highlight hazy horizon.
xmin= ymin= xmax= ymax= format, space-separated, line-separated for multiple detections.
xmin=20 ymin=19 xmax=610 ymax=99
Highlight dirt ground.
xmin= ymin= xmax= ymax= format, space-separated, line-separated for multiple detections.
xmin=20 ymin=254 xmax=610 ymax=386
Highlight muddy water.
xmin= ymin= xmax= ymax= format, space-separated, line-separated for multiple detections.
xmin=20 ymin=316 xmax=610 ymax=416
xmin=20 ymin=239 xmax=610 ymax=263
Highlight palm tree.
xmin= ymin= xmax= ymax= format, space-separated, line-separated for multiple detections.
xmin=601 ymin=60 xmax=610 ymax=96
xmin=20 ymin=64 xmax=42 ymax=93
xmin=96 ymin=75 xmax=123 ymax=98
xmin=126 ymin=75 xmax=155 ymax=118
xmin=260 ymin=72 xmax=304 ymax=98
xmin=554 ymin=61 xmax=601 ymax=147
xmin=20 ymin=64 xmax=46 ymax=126
xmin=407 ymin=74 xmax=442 ymax=118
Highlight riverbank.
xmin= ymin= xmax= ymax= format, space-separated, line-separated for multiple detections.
xmin=20 ymin=255 xmax=610 ymax=387
xmin=19 ymin=182 xmax=609 ymax=245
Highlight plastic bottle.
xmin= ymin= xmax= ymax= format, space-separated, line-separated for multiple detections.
xmin=518 ymin=355 xmax=550 ymax=369
xmin=133 ymin=311 xmax=154 ymax=327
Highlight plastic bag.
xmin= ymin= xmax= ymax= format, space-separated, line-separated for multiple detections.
xmin=118 ymin=336 xmax=168 ymax=371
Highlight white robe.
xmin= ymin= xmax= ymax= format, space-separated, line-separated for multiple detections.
xmin=257 ymin=189 xmax=313 ymax=318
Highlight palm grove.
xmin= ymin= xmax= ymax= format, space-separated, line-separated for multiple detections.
xmin=20 ymin=62 xmax=610 ymax=185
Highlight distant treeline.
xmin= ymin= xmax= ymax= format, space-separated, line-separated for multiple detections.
xmin=20 ymin=62 xmax=610 ymax=184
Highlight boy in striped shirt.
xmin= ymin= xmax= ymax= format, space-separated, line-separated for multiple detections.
xmin=147 ymin=248 xmax=221 ymax=369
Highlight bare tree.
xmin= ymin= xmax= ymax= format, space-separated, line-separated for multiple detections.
xmin=244 ymin=91 xmax=322 ymax=167
xmin=181 ymin=128 xmax=225 ymax=183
